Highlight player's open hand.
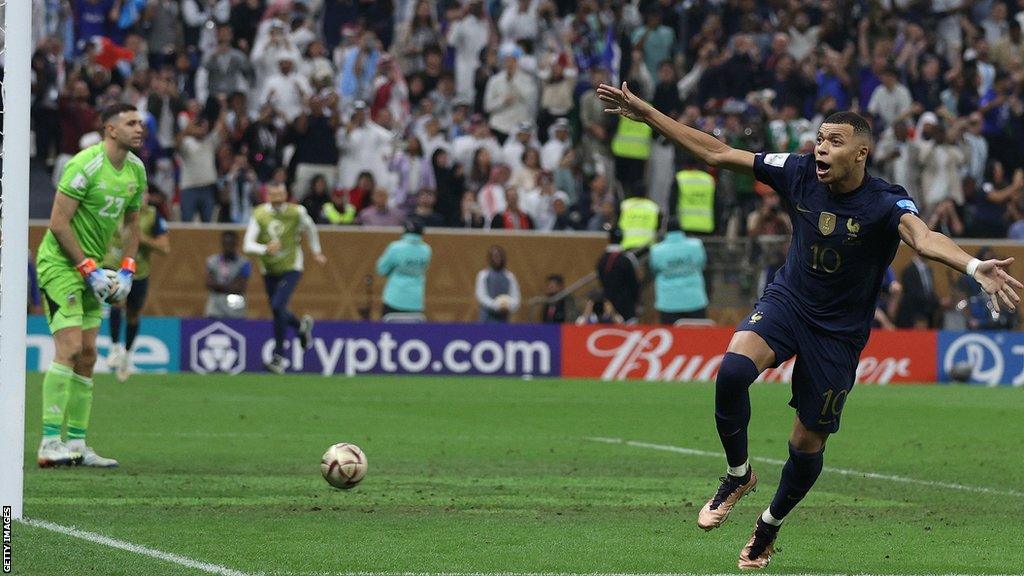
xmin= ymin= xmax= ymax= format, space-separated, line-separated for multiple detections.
xmin=973 ymin=257 xmax=1023 ymax=311
xmin=597 ymin=82 xmax=652 ymax=122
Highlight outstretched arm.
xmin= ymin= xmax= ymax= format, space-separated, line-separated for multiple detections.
xmin=597 ymin=82 xmax=754 ymax=174
xmin=898 ymin=213 xmax=1022 ymax=310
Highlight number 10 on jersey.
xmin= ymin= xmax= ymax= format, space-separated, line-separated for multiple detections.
xmin=810 ymin=243 xmax=841 ymax=273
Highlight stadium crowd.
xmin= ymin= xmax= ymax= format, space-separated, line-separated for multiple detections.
xmin=28 ymin=0 xmax=1024 ymax=239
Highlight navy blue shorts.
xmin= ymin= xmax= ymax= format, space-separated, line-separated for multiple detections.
xmin=737 ymin=294 xmax=862 ymax=434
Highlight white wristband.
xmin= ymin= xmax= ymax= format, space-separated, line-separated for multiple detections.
xmin=966 ymin=258 xmax=982 ymax=277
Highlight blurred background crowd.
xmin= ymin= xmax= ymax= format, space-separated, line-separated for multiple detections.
xmin=25 ymin=0 xmax=1024 ymax=238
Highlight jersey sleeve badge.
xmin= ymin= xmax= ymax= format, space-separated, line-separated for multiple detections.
xmin=896 ymin=199 xmax=919 ymax=215
xmin=763 ymin=153 xmax=790 ymax=168
xmin=69 ymin=173 xmax=88 ymax=192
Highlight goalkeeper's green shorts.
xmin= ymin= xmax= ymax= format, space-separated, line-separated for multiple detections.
xmin=37 ymin=264 xmax=102 ymax=333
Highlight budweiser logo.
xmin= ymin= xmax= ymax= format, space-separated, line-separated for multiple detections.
xmin=586 ymin=328 xmax=725 ymax=381
xmin=584 ymin=328 xmax=914 ymax=384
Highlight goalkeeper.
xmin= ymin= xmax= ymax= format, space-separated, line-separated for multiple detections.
xmin=35 ymin=103 xmax=147 ymax=468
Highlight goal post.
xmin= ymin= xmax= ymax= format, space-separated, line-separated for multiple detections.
xmin=0 ymin=0 xmax=32 ymax=520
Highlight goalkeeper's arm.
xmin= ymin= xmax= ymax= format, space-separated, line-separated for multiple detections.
xmin=49 ymin=192 xmax=114 ymax=299
xmin=48 ymin=192 xmax=88 ymax=265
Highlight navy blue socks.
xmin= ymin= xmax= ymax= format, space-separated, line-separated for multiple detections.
xmin=768 ymin=442 xmax=825 ymax=521
xmin=715 ymin=352 xmax=761 ymax=468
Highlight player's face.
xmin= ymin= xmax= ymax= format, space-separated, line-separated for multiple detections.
xmin=266 ymin=184 xmax=288 ymax=204
xmin=814 ymin=123 xmax=867 ymax=185
xmin=109 ymin=111 xmax=145 ymax=150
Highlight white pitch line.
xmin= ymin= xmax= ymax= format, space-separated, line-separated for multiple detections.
xmin=586 ymin=437 xmax=1024 ymax=498
xmin=19 ymin=518 xmax=252 ymax=576
xmin=258 ymin=572 xmax=1010 ymax=576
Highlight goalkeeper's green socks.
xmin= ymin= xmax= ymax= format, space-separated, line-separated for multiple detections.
xmin=41 ymin=363 xmax=74 ymax=439
xmin=65 ymin=372 xmax=95 ymax=441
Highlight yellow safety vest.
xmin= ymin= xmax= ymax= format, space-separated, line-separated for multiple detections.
xmin=675 ymin=169 xmax=715 ymax=233
xmin=322 ymin=202 xmax=355 ymax=224
xmin=611 ymin=117 xmax=652 ymax=160
xmin=618 ymin=197 xmax=660 ymax=249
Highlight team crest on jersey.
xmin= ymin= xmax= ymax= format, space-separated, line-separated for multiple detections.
xmin=749 ymin=312 xmax=763 ymax=324
xmin=818 ymin=212 xmax=836 ymax=235
xmin=846 ymin=218 xmax=860 ymax=235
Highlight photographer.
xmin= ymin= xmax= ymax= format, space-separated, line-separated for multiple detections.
xmin=746 ymin=189 xmax=791 ymax=238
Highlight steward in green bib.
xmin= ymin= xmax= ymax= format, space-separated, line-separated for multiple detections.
xmin=611 ymin=116 xmax=653 ymax=159
xmin=322 ymin=190 xmax=356 ymax=224
xmin=618 ymin=189 xmax=660 ymax=250
xmin=675 ymin=166 xmax=715 ymax=233
xmin=611 ymin=116 xmax=653 ymax=190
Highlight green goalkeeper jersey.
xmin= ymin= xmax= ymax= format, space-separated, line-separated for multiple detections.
xmin=37 ymin=143 xmax=147 ymax=268
xmin=244 ymin=203 xmax=321 ymax=275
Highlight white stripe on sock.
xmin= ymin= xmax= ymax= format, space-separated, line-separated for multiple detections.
xmin=760 ymin=508 xmax=783 ymax=526
xmin=726 ymin=460 xmax=749 ymax=478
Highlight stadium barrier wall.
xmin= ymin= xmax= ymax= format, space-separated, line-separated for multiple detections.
xmin=27 ymin=315 xmax=180 ymax=374
xmin=29 ymin=224 xmax=1024 ymax=326
xmin=937 ymin=331 xmax=1024 ymax=386
xmin=561 ymin=325 xmax=937 ymax=384
xmin=36 ymin=316 xmax=1024 ymax=385
xmin=179 ymin=319 xmax=561 ymax=377
xmin=28 ymin=225 xmax=607 ymax=323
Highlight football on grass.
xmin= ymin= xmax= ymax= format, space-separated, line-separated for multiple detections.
xmin=320 ymin=443 xmax=367 ymax=489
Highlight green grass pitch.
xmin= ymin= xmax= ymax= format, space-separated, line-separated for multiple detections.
xmin=13 ymin=373 xmax=1024 ymax=575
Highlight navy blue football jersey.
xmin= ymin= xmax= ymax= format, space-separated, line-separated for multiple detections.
xmin=753 ymin=152 xmax=920 ymax=346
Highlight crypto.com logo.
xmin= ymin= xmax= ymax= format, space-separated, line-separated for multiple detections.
xmin=190 ymin=322 xmax=246 ymax=375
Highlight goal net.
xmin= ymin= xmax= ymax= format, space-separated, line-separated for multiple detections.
xmin=0 ymin=0 xmax=31 ymax=520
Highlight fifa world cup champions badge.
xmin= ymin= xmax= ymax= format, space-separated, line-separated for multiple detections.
xmin=818 ymin=212 xmax=836 ymax=235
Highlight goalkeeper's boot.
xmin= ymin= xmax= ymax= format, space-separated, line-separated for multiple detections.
xmin=37 ymin=438 xmax=82 ymax=468
xmin=69 ymin=442 xmax=119 ymax=468
xmin=265 ymin=354 xmax=287 ymax=375
xmin=106 ymin=344 xmax=125 ymax=373
xmin=738 ymin=517 xmax=779 ymax=570
xmin=115 ymin=350 xmax=132 ymax=382
xmin=697 ymin=468 xmax=758 ymax=531
xmin=298 ymin=315 xmax=315 ymax=350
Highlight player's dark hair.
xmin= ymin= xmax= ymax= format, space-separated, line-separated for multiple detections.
xmin=822 ymin=111 xmax=872 ymax=139
xmin=100 ymin=103 xmax=137 ymax=125
xmin=222 ymin=230 xmax=238 ymax=241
